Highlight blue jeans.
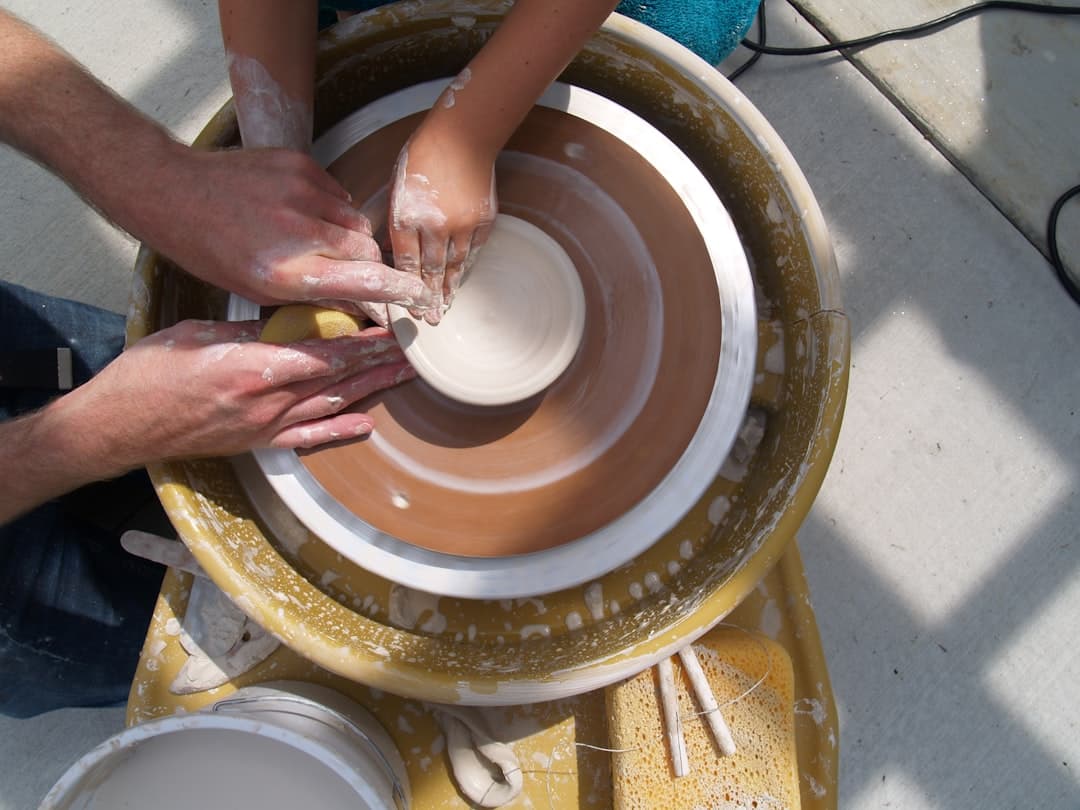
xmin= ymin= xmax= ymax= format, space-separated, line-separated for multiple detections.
xmin=0 ymin=281 xmax=166 ymax=717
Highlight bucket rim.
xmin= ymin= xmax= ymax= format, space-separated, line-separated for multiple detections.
xmin=39 ymin=710 xmax=393 ymax=809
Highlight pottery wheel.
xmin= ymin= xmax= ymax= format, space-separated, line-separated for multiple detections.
xmin=229 ymin=82 xmax=755 ymax=597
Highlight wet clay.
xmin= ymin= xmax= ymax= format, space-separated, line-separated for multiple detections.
xmin=299 ymin=107 xmax=722 ymax=556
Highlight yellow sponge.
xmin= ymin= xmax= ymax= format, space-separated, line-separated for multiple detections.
xmin=606 ymin=627 xmax=799 ymax=809
xmin=259 ymin=304 xmax=366 ymax=343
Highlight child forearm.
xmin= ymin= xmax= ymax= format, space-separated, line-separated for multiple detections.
xmin=424 ymin=0 xmax=619 ymax=160
xmin=219 ymin=0 xmax=318 ymax=150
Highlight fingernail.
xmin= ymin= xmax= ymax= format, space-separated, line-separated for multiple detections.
xmin=353 ymin=422 xmax=373 ymax=437
xmin=408 ymin=299 xmax=437 ymax=319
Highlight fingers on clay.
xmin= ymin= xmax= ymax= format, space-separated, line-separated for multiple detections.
xmin=300 ymin=261 xmax=435 ymax=310
xmin=444 ymin=233 xmax=474 ymax=303
xmin=260 ymin=335 xmax=403 ymax=387
xmin=270 ymin=413 xmax=375 ymax=449
xmin=279 ymin=360 xmax=415 ymax=426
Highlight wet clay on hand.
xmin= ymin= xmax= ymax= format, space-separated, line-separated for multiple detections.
xmin=299 ymin=107 xmax=722 ymax=557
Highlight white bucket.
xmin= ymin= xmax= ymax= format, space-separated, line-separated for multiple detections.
xmin=39 ymin=681 xmax=410 ymax=810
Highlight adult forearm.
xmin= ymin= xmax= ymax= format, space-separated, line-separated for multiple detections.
xmin=0 ymin=313 xmax=415 ymax=524
xmin=0 ymin=398 xmax=121 ymax=525
xmin=0 ymin=11 xmax=188 ymax=259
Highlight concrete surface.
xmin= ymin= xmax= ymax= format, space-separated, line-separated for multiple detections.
xmin=791 ymin=0 xmax=1080 ymax=284
xmin=0 ymin=0 xmax=229 ymax=313
xmin=2 ymin=1 xmax=1078 ymax=807
xmin=724 ymin=4 xmax=1080 ymax=806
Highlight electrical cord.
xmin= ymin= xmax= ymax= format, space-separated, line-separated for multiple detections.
xmin=1047 ymin=184 xmax=1080 ymax=304
xmin=739 ymin=0 xmax=1080 ymax=56
xmin=727 ymin=0 xmax=1080 ymax=305
xmin=726 ymin=0 xmax=767 ymax=81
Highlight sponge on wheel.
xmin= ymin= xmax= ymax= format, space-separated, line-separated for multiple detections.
xmin=259 ymin=304 xmax=366 ymax=343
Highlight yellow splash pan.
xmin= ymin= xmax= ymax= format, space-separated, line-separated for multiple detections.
xmin=127 ymin=1 xmax=849 ymax=705
xmin=127 ymin=543 xmax=837 ymax=808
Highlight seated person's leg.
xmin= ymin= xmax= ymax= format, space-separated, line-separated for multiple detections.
xmin=0 ymin=507 xmax=163 ymax=717
xmin=0 ymin=281 xmax=165 ymax=717
xmin=0 ymin=279 xmax=126 ymax=414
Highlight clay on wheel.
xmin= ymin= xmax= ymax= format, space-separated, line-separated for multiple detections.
xmin=389 ymin=213 xmax=586 ymax=407
xmin=295 ymin=107 xmax=721 ymax=558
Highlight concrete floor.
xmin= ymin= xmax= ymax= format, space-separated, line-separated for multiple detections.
xmin=2 ymin=1 xmax=1078 ymax=807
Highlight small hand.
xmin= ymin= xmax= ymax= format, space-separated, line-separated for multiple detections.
xmin=155 ymin=147 xmax=434 ymax=324
xmin=61 ymin=318 xmax=415 ymax=474
xmin=389 ymin=120 xmax=498 ymax=324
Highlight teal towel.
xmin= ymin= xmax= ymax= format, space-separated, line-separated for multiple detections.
xmin=319 ymin=2 xmax=762 ymax=65
xmin=617 ymin=0 xmax=761 ymax=63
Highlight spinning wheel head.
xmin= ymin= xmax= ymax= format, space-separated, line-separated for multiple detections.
xmin=230 ymin=82 xmax=756 ymax=597
xmin=145 ymin=4 xmax=846 ymax=705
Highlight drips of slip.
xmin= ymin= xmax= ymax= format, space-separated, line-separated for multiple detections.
xmin=388 ymin=214 xmax=586 ymax=406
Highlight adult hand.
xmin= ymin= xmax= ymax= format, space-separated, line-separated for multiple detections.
xmin=58 ymin=318 xmax=414 ymax=472
xmin=389 ymin=117 xmax=498 ymax=325
xmin=151 ymin=147 xmax=435 ymax=326
xmin=0 ymin=13 xmax=427 ymax=322
xmin=1 ymin=316 xmax=416 ymax=523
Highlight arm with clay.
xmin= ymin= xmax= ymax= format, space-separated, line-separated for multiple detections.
xmin=0 ymin=12 xmax=424 ymax=523
xmin=390 ymin=0 xmax=619 ymax=323
xmin=0 ymin=318 xmax=414 ymax=525
xmin=218 ymin=0 xmax=316 ymax=151
xmin=218 ymin=0 xmax=430 ymax=323
xmin=0 ymin=9 xmax=429 ymax=311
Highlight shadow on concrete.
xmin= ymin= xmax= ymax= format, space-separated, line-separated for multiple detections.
xmin=0 ymin=0 xmax=230 ymax=312
xmin=725 ymin=1 xmax=1080 ymax=805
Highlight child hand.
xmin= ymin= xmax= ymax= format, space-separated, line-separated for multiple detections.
xmin=389 ymin=122 xmax=498 ymax=324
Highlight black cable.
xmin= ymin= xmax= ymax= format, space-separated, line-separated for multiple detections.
xmin=726 ymin=0 xmax=768 ymax=81
xmin=740 ymin=1 xmax=1080 ymax=57
xmin=1047 ymin=184 xmax=1080 ymax=305
xmin=729 ymin=1 xmax=1080 ymax=304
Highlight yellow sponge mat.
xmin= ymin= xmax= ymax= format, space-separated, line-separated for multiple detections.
xmin=606 ymin=627 xmax=799 ymax=809
xmin=259 ymin=304 xmax=365 ymax=343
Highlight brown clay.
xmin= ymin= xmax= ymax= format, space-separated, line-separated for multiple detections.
xmin=298 ymin=107 xmax=721 ymax=557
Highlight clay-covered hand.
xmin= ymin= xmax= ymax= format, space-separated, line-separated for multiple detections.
xmin=155 ymin=147 xmax=434 ymax=326
xmin=389 ymin=119 xmax=498 ymax=324
xmin=57 ymin=318 xmax=414 ymax=473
